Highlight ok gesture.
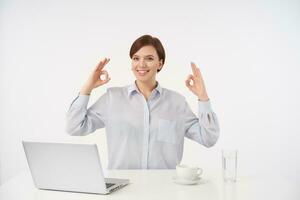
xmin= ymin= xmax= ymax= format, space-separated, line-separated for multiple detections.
xmin=185 ymin=62 xmax=209 ymax=101
xmin=80 ymin=58 xmax=111 ymax=95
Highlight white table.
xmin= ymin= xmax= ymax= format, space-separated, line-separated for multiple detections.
xmin=0 ymin=170 xmax=299 ymax=200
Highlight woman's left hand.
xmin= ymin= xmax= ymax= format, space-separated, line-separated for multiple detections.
xmin=185 ymin=62 xmax=209 ymax=101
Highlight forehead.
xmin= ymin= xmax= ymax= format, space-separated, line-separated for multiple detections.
xmin=133 ymin=45 xmax=158 ymax=57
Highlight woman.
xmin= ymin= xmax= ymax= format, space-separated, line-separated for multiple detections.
xmin=66 ymin=35 xmax=220 ymax=169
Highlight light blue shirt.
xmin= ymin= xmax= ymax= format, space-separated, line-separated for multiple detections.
xmin=66 ymin=82 xmax=220 ymax=169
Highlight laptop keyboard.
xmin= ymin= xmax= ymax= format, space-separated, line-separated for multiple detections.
xmin=106 ymin=183 xmax=115 ymax=188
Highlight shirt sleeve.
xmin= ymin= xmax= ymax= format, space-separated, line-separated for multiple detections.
xmin=65 ymin=91 xmax=109 ymax=136
xmin=183 ymin=100 xmax=220 ymax=147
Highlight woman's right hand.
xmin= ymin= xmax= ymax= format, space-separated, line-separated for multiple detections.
xmin=80 ymin=58 xmax=111 ymax=95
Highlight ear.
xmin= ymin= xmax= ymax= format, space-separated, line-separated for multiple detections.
xmin=158 ymin=59 xmax=163 ymax=69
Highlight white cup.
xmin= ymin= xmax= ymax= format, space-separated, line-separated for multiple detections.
xmin=176 ymin=164 xmax=203 ymax=180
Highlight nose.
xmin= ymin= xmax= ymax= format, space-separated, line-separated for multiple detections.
xmin=138 ymin=59 xmax=146 ymax=68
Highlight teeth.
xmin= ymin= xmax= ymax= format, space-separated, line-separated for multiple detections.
xmin=137 ymin=70 xmax=149 ymax=75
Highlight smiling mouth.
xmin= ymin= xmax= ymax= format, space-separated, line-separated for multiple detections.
xmin=136 ymin=69 xmax=150 ymax=76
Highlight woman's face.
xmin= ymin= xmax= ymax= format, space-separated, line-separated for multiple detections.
xmin=131 ymin=45 xmax=163 ymax=84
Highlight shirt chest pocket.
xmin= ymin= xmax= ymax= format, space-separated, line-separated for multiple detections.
xmin=156 ymin=119 xmax=177 ymax=144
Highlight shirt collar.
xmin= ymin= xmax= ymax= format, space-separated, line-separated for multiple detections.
xmin=127 ymin=81 xmax=162 ymax=97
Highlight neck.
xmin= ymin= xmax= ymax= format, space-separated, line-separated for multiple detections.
xmin=135 ymin=79 xmax=157 ymax=100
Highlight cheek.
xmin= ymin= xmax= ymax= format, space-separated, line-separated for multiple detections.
xmin=148 ymin=62 xmax=159 ymax=70
xmin=131 ymin=62 xmax=136 ymax=70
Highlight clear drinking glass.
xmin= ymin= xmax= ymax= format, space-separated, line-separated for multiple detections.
xmin=222 ymin=149 xmax=238 ymax=182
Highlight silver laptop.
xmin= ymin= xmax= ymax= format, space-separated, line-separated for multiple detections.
xmin=22 ymin=141 xmax=129 ymax=194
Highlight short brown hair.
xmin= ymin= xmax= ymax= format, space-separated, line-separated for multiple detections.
xmin=129 ymin=35 xmax=166 ymax=72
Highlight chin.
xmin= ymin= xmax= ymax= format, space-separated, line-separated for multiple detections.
xmin=136 ymin=77 xmax=150 ymax=83
xmin=133 ymin=74 xmax=149 ymax=82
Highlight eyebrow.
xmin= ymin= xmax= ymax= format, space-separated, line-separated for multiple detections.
xmin=133 ymin=55 xmax=155 ymax=57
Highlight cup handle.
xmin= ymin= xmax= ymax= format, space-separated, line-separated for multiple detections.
xmin=196 ymin=168 xmax=203 ymax=176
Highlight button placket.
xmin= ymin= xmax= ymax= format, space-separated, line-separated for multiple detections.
xmin=141 ymin=96 xmax=150 ymax=169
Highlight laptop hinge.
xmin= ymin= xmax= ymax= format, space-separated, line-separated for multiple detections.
xmin=109 ymin=184 xmax=124 ymax=193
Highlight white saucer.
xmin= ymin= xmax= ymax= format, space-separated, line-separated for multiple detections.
xmin=172 ymin=176 xmax=202 ymax=185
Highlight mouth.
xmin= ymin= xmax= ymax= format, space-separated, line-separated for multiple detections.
xmin=136 ymin=69 xmax=150 ymax=76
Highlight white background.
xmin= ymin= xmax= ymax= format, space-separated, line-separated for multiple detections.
xmin=1 ymin=0 xmax=300 ymax=186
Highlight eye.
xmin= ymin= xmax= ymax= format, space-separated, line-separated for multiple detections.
xmin=133 ymin=57 xmax=139 ymax=61
xmin=147 ymin=57 xmax=154 ymax=60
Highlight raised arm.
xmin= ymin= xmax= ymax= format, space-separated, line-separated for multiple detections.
xmin=66 ymin=58 xmax=111 ymax=136
xmin=184 ymin=62 xmax=220 ymax=147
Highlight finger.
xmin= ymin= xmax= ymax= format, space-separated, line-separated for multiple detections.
xmin=191 ymin=62 xmax=198 ymax=76
xmin=98 ymin=58 xmax=107 ymax=70
xmin=185 ymin=75 xmax=194 ymax=87
xmin=95 ymin=77 xmax=110 ymax=87
xmin=185 ymin=79 xmax=192 ymax=88
xmin=103 ymin=77 xmax=111 ymax=84
xmin=188 ymin=74 xmax=196 ymax=82
xmin=100 ymin=58 xmax=110 ymax=71
xmin=100 ymin=70 xmax=108 ymax=76
xmin=95 ymin=59 xmax=105 ymax=71
xmin=185 ymin=79 xmax=195 ymax=90
xmin=103 ymin=57 xmax=110 ymax=67
xmin=95 ymin=60 xmax=103 ymax=70
xmin=99 ymin=70 xmax=109 ymax=81
xmin=191 ymin=62 xmax=202 ymax=77
xmin=195 ymin=67 xmax=202 ymax=78
xmin=96 ymin=58 xmax=109 ymax=71
xmin=186 ymin=74 xmax=193 ymax=80
xmin=98 ymin=75 xmax=111 ymax=85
